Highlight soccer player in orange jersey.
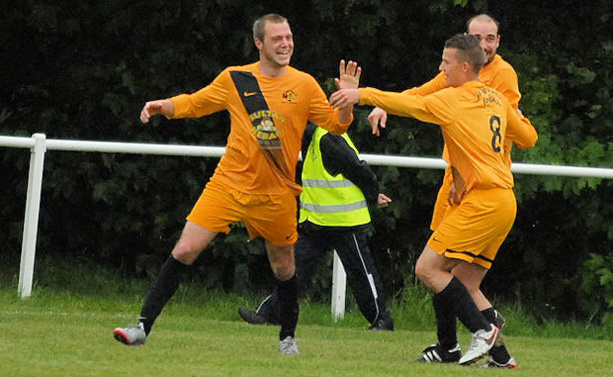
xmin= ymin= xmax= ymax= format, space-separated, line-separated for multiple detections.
xmin=330 ymin=33 xmax=537 ymax=366
xmin=370 ymin=14 xmax=527 ymax=228
xmin=113 ymin=14 xmax=361 ymax=356
xmin=367 ymin=14 xmax=528 ymax=368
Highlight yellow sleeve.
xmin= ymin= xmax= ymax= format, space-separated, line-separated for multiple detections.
xmin=307 ymin=76 xmax=352 ymax=135
xmin=359 ymin=87 xmax=455 ymax=126
xmin=506 ymin=104 xmax=537 ymax=149
xmin=401 ymin=72 xmax=447 ymax=96
xmin=168 ymin=69 xmax=230 ymax=119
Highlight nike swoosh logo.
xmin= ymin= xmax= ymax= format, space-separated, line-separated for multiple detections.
xmin=485 ymin=326 xmax=499 ymax=346
xmin=244 ymin=91 xmax=257 ymax=97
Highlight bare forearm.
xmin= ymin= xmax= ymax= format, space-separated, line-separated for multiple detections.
xmin=337 ymin=105 xmax=354 ymax=124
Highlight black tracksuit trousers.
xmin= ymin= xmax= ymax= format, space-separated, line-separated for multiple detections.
xmin=256 ymin=221 xmax=392 ymax=326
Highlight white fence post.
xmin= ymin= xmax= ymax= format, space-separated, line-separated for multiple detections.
xmin=331 ymin=250 xmax=347 ymax=321
xmin=18 ymin=133 xmax=47 ymax=298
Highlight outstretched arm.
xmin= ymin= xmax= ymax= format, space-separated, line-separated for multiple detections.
xmin=367 ymin=72 xmax=447 ymax=137
xmin=331 ymin=87 xmax=449 ymax=126
xmin=329 ymin=88 xmax=361 ymax=109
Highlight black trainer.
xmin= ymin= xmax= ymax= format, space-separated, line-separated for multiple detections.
xmin=417 ymin=343 xmax=462 ymax=363
xmin=483 ymin=357 xmax=518 ymax=369
xmin=367 ymin=318 xmax=395 ymax=331
xmin=238 ymin=308 xmax=271 ymax=325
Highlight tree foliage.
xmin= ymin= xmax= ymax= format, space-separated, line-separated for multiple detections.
xmin=2 ymin=0 xmax=613 ymax=325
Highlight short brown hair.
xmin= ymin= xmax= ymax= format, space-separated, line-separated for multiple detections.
xmin=253 ymin=14 xmax=288 ymax=41
xmin=444 ymin=34 xmax=486 ymax=73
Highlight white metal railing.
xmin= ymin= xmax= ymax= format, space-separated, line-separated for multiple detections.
xmin=3 ymin=134 xmax=613 ymax=320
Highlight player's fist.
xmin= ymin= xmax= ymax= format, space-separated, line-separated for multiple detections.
xmin=377 ymin=193 xmax=392 ymax=208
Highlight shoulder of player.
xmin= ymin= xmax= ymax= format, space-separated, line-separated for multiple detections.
xmin=491 ymin=55 xmax=518 ymax=75
xmin=474 ymin=83 xmax=513 ymax=111
xmin=432 ymin=85 xmax=462 ymax=99
xmin=416 ymin=86 xmax=463 ymax=111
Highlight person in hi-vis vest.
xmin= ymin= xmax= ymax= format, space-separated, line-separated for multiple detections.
xmin=239 ymin=122 xmax=394 ymax=330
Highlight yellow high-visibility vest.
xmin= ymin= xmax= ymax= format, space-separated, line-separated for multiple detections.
xmin=299 ymin=127 xmax=371 ymax=226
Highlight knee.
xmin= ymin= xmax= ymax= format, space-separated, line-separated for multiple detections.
xmin=272 ymin=260 xmax=295 ymax=281
xmin=171 ymin=241 xmax=202 ymax=265
xmin=453 ymin=266 xmax=485 ymax=296
xmin=415 ymin=259 xmax=431 ymax=285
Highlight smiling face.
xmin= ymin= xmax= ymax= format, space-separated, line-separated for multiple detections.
xmin=468 ymin=19 xmax=500 ymax=64
xmin=255 ymin=21 xmax=294 ymax=71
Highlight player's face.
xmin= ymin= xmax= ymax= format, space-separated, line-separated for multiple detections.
xmin=439 ymin=48 xmax=464 ymax=87
xmin=256 ymin=21 xmax=294 ymax=68
xmin=468 ymin=20 xmax=500 ymax=64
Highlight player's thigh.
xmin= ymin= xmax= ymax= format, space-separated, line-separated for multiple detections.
xmin=186 ymin=184 xmax=242 ymax=234
xmin=172 ymin=221 xmax=218 ymax=263
xmin=245 ymin=193 xmax=298 ymax=246
xmin=430 ymin=168 xmax=453 ymax=231
xmin=428 ymin=188 xmax=516 ymax=268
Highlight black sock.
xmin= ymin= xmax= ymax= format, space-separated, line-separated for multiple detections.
xmin=433 ymin=291 xmax=458 ymax=350
xmin=139 ymin=256 xmax=187 ymax=335
xmin=481 ymin=308 xmax=512 ymax=363
xmin=437 ymin=277 xmax=490 ymax=333
xmin=276 ymin=274 xmax=299 ymax=341
xmin=481 ymin=307 xmax=502 ymax=327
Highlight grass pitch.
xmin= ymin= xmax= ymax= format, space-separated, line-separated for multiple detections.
xmin=1 ymin=284 xmax=612 ymax=377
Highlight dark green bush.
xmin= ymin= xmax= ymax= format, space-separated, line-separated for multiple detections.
xmin=2 ymin=0 xmax=612 ymax=324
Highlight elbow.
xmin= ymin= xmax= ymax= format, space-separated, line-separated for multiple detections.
xmin=329 ymin=123 xmax=350 ymax=135
xmin=529 ymin=133 xmax=539 ymax=148
xmin=517 ymin=134 xmax=538 ymax=150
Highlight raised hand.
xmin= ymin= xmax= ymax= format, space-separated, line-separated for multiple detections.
xmin=335 ymin=60 xmax=362 ymax=90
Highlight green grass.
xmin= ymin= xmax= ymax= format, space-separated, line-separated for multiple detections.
xmin=1 ymin=260 xmax=612 ymax=376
